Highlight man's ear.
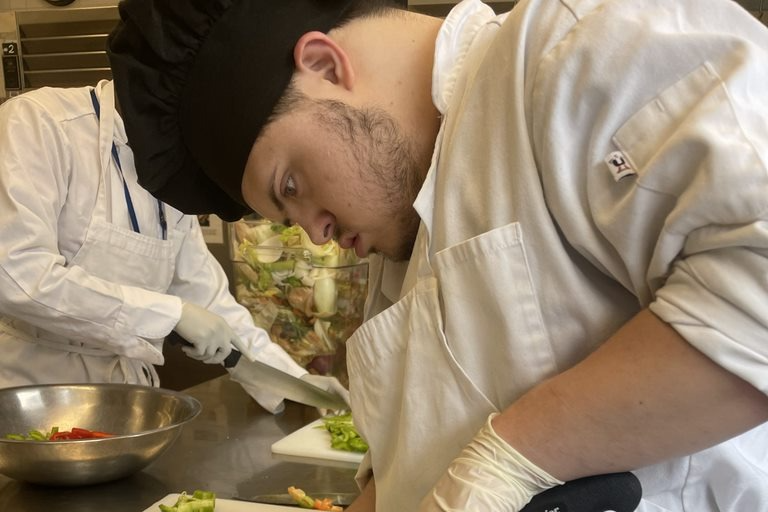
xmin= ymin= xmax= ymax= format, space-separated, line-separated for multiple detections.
xmin=293 ymin=31 xmax=354 ymax=90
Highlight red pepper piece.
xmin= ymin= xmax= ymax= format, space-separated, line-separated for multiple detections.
xmin=48 ymin=427 xmax=114 ymax=441
xmin=88 ymin=431 xmax=114 ymax=438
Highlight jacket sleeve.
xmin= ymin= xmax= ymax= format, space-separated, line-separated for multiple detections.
xmin=0 ymin=93 xmax=181 ymax=364
xmin=532 ymin=0 xmax=768 ymax=395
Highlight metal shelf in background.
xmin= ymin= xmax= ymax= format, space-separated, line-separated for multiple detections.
xmin=14 ymin=6 xmax=119 ymax=91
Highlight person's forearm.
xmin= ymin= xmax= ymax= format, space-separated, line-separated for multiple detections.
xmin=493 ymin=308 xmax=768 ymax=481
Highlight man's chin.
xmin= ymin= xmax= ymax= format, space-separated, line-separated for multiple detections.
xmin=383 ymin=238 xmax=418 ymax=262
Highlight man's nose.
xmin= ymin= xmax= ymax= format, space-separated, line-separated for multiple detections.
xmin=306 ymin=212 xmax=335 ymax=246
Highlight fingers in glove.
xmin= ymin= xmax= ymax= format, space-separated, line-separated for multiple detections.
xmin=206 ymin=344 xmax=232 ymax=365
xmin=182 ymin=343 xmax=231 ymax=365
xmin=175 ymin=302 xmax=240 ymax=364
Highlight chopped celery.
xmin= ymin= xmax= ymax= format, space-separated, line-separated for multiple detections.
xmin=4 ymin=426 xmax=59 ymax=441
xmin=159 ymin=490 xmax=216 ymax=512
xmin=319 ymin=413 xmax=369 ymax=453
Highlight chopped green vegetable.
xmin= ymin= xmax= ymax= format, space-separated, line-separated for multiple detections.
xmin=288 ymin=486 xmax=316 ymax=509
xmin=159 ymin=490 xmax=216 ymax=512
xmin=4 ymin=426 xmax=60 ymax=441
xmin=287 ymin=486 xmax=343 ymax=511
xmin=319 ymin=413 xmax=368 ymax=453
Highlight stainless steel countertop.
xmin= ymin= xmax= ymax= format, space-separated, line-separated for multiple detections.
xmin=0 ymin=376 xmax=360 ymax=512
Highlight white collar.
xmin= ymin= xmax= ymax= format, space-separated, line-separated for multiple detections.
xmin=412 ymin=0 xmax=499 ymax=236
xmin=95 ymin=79 xmax=128 ymax=146
xmin=431 ymin=0 xmax=498 ymax=114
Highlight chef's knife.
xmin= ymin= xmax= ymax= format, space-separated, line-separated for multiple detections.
xmin=241 ymin=492 xmax=358 ymax=507
xmin=520 ymin=472 xmax=642 ymax=512
xmin=223 ymin=349 xmax=349 ymax=411
xmin=245 ymin=472 xmax=642 ymax=511
xmin=171 ymin=335 xmax=348 ymax=410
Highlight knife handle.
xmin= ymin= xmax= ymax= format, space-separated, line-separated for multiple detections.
xmin=223 ymin=348 xmax=241 ymax=369
xmin=520 ymin=472 xmax=642 ymax=512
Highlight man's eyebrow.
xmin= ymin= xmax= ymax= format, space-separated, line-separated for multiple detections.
xmin=268 ymin=168 xmax=290 ymax=226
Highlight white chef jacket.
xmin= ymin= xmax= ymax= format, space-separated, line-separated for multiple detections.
xmin=350 ymin=0 xmax=768 ymax=509
xmin=0 ymin=81 xmax=306 ymax=411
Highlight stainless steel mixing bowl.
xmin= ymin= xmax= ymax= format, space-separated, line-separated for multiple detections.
xmin=0 ymin=383 xmax=201 ymax=486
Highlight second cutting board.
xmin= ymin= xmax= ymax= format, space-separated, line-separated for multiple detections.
xmin=271 ymin=419 xmax=364 ymax=467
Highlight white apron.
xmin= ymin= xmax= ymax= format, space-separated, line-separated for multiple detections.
xmin=0 ymin=82 xmax=183 ymax=387
xmin=347 ymin=216 xmax=563 ymax=510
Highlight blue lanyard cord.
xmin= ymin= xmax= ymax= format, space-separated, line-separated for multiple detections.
xmin=157 ymin=199 xmax=167 ymax=241
xmin=108 ymin=144 xmax=142 ymax=234
xmin=90 ymin=89 xmax=166 ymax=240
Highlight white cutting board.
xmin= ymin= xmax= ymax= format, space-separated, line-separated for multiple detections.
xmin=143 ymin=494 xmax=297 ymax=511
xmin=271 ymin=419 xmax=364 ymax=466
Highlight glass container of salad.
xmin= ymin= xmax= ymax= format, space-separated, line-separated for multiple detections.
xmin=229 ymin=216 xmax=368 ymax=388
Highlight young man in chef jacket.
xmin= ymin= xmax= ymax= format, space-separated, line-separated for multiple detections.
xmin=107 ymin=0 xmax=768 ymax=510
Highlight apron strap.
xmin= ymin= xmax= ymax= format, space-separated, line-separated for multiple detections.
xmin=1 ymin=317 xmax=116 ymax=357
xmin=1 ymin=317 xmax=159 ymax=387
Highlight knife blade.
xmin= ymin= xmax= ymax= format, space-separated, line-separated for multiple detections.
xmin=241 ymin=492 xmax=358 ymax=507
xmin=224 ymin=349 xmax=349 ymax=411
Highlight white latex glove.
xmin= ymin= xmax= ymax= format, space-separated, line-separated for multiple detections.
xmin=174 ymin=302 xmax=245 ymax=365
xmin=300 ymin=373 xmax=351 ymax=416
xmin=419 ymin=413 xmax=563 ymax=511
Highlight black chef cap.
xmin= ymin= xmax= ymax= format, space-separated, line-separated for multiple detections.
xmin=107 ymin=0 xmax=353 ymax=221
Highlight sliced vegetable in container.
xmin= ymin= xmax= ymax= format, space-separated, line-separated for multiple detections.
xmin=229 ymin=219 xmax=368 ymax=388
